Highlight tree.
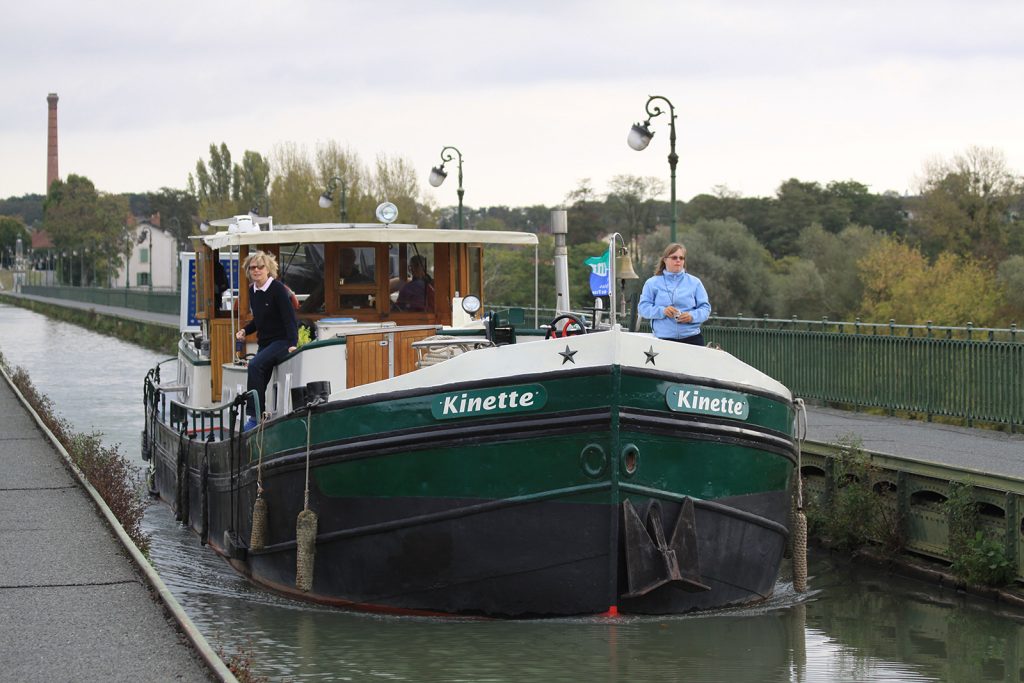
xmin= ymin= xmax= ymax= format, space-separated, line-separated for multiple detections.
xmin=763 ymin=179 xmax=828 ymax=255
xmin=770 ymin=256 xmax=827 ymax=319
xmin=371 ymin=153 xmax=432 ymax=227
xmin=996 ymin=255 xmax=1024 ymax=323
xmin=604 ymin=174 xmax=664 ymax=251
xmin=910 ymin=146 xmax=1022 ymax=262
xmin=268 ymin=142 xmax=321 ymax=224
xmin=207 ymin=143 xmax=233 ymax=201
xmin=798 ymin=223 xmax=884 ymax=318
xmin=315 ymin=141 xmax=367 ymax=222
xmin=484 ymin=239 xmax=550 ymax=307
xmin=42 ymin=174 xmax=129 ymax=285
xmin=238 ymin=151 xmax=272 ymax=215
xmin=189 ymin=143 xmax=271 ymax=220
xmin=0 ymin=194 xmax=45 ymax=227
xmin=146 ymin=188 xmax=199 ymax=244
xmin=857 ymin=237 xmax=1003 ymax=326
xmin=564 ymin=179 xmax=607 ymax=245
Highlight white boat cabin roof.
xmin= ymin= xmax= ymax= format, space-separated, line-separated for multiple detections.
xmin=198 ymin=224 xmax=539 ymax=250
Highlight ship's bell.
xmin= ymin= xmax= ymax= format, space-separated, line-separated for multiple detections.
xmin=616 ymin=252 xmax=640 ymax=280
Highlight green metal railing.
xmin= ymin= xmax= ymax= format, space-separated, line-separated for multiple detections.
xmin=497 ymin=306 xmax=1022 ymax=429
xmin=705 ymin=317 xmax=1022 ymax=430
xmin=20 ymin=285 xmax=180 ymax=315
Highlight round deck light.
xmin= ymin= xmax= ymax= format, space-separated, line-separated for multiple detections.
xmin=375 ymin=202 xmax=399 ymax=224
xmin=461 ymin=294 xmax=481 ymax=315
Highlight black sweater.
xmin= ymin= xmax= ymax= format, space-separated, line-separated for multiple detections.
xmin=243 ymin=279 xmax=298 ymax=348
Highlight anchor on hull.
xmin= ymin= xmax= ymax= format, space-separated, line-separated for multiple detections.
xmin=622 ymin=497 xmax=711 ymax=598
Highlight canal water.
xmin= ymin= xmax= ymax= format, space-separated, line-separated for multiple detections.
xmin=1 ymin=301 xmax=1022 ymax=682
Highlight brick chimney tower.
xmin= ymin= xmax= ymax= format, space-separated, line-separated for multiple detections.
xmin=46 ymin=92 xmax=59 ymax=192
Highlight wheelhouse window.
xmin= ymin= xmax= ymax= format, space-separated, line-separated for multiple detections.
xmin=389 ymin=243 xmax=435 ymax=313
xmin=277 ymin=243 xmax=325 ymax=315
xmin=328 ymin=244 xmax=377 ymax=311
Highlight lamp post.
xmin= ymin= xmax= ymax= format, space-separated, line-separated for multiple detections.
xmin=318 ymin=176 xmax=348 ymax=222
xmin=627 ymin=95 xmax=679 ymax=243
xmin=125 ymin=235 xmax=131 ymax=295
xmin=428 ymin=146 xmax=464 ymax=230
xmin=144 ymin=227 xmax=153 ymax=291
xmin=167 ymin=217 xmax=182 ymax=292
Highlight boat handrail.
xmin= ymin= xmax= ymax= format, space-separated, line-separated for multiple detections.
xmin=146 ymin=366 xmax=254 ymax=438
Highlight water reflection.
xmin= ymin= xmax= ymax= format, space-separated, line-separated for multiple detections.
xmin=2 ymin=302 xmax=1022 ymax=682
xmin=807 ymin=555 xmax=1024 ymax=682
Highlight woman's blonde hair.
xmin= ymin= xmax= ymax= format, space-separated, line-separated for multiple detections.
xmin=653 ymin=242 xmax=686 ymax=275
xmin=243 ymin=250 xmax=279 ymax=279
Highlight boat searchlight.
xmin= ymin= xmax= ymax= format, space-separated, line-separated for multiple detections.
xmin=375 ymin=202 xmax=399 ymax=226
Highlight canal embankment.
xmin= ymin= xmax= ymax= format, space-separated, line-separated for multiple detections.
xmin=0 ymin=290 xmax=179 ymax=354
xmin=0 ymin=362 xmax=234 ymax=682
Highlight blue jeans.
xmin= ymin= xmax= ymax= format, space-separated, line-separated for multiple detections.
xmin=247 ymin=339 xmax=291 ymax=416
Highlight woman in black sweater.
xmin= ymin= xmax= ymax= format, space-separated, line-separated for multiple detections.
xmin=236 ymin=251 xmax=298 ymax=430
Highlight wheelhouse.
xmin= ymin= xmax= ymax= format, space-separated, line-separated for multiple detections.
xmin=189 ymin=223 xmax=538 ymax=403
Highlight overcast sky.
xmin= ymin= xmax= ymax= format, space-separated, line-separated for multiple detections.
xmin=3 ymin=0 xmax=1023 ymax=212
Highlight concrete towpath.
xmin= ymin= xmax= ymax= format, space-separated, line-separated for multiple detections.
xmin=0 ymin=372 xmax=228 ymax=682
xmin=803 ymin=404 xmax=1024 ymax=482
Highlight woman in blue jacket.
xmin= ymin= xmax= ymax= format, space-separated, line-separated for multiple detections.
xmin=637 ymin=242 xmax=711 ymax=345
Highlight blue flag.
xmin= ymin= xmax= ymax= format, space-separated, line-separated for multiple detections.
xmin=585 ymin=249 xmax=611 ymax=297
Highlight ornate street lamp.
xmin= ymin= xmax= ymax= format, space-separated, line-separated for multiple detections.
xmin=318 ymin=176 xmax=348 ymax=222
xmin=124 ymin=235 xmax=131 ymax=294
xmin=627 ymin=95 xmax=679 ymax=243
xmin=428 ymin=146 xmax=464 ymax=230
xmin=167 ymin=216 xmax=182 ymax=292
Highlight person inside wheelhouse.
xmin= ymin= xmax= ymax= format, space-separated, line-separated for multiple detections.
xmin=393 ymin=254 xmax=434 ymax=312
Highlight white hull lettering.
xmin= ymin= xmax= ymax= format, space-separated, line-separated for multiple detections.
xmin=669 ymin=385 xmax=749 ymax=419
xmin=433 ymin=385 xmax=547 ymax=419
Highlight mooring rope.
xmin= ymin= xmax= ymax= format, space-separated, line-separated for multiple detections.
xmin=303 ymin=408 xmax=312 ymax=510
xmin=249 ymin=398 xmax=270 ymax=552
xmin=295 ymin=406 xmax=318 ymax=591
xmin=253 ymin=411 xmax=267 ymax=498
xmin=793 ymin=398 xmax=809 ymax=593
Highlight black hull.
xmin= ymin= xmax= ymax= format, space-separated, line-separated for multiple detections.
xmin=149 ymin=422 xmax=791 ymax=617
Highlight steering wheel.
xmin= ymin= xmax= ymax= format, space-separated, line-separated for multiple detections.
xmin=545 ymin=313 xmax=589 ymax=340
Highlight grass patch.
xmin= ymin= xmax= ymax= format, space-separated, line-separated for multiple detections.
xmin=216 ymin=638 xmax=268 ymax=683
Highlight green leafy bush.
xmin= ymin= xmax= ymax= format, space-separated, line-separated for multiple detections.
xmin=946 ymin=482 xmax=1014 ymax=587
xmin=806 ymin=434 xmax=905 ymax=553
